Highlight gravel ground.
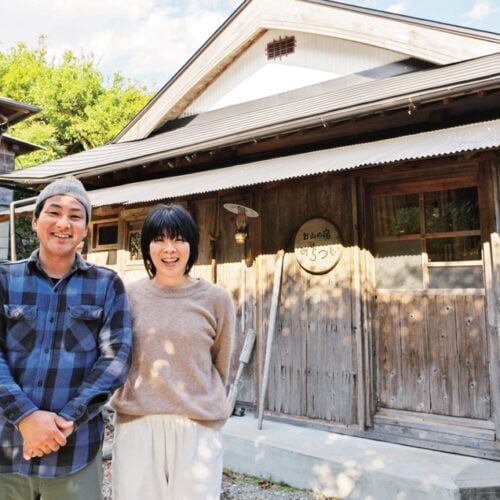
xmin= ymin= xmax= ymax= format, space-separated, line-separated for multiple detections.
xmin=102 ymin=459 xmax=324 ymax=499
xmin=101 ymin=420 xmax=328 ymax=499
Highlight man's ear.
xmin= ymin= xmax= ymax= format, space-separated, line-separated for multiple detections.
xmin=32 ymin=216 xmax=38 ymax=231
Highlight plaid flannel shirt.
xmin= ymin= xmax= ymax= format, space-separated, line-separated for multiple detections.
xmin=0 ymin=251 xmax=132 ymax=478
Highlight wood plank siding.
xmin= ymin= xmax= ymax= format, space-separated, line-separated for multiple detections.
xmin=82 ymin=157 xmax=500 ymax=458
xmin=376 ymin=292 xmax=490 ymax=419
xmin=254 ymin=177 xmax=358 ymax=423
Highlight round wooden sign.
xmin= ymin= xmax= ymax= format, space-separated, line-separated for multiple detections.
xmin=294 ymin=218 xmax=343 ymax=274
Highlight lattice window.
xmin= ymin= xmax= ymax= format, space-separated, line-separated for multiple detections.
xmin=371 ymin=181 xmax=483 ymax=289
xmin=266 ymin=36 xmax=296 ymax=60
xmin=127 ymin=221 xmax=143 ymax=262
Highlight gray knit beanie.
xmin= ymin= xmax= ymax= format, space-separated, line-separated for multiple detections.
xmin=34 ymin=177 xmax=92 ymax=223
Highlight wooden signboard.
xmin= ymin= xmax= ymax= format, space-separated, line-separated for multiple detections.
xmin=294 ymin=218 xmax=343 ymax=274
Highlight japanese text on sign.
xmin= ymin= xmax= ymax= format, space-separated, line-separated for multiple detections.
xmin=294 ymin=218 xmax=343 ymax=274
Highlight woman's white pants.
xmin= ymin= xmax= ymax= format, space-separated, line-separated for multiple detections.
xmin=112 ymin=414 xmax=223 ymax=500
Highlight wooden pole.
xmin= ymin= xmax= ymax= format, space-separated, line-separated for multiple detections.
xmin=258 ymin=249 xmax=285 ymax=430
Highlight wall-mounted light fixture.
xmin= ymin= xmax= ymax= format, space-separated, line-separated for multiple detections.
xmin=223 ymin=203 xmax=259 ymax=245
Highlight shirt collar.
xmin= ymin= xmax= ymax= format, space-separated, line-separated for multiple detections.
xmin=27 ymin=249 xmax=92 ymax=275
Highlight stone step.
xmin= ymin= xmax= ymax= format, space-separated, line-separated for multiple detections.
xmin=222 ymin=415 xmax=500 ymax=499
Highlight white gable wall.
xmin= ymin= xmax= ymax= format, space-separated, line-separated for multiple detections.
xmin=183 ymin=29 xmax=407 ymax=115
xmin=117 ymin=0 xmax=500 ymax=142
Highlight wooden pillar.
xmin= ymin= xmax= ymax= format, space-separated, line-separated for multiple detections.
xmin=351 ymin=178 xmax=366 ymax=429
xmin=484 ymin=235 xmax=500 ymax=438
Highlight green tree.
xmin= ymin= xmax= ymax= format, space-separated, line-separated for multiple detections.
xmin=0 ymin=38 xmax=152 ymax=168
xmin=14 ymin=216 xmax=39 ymax=260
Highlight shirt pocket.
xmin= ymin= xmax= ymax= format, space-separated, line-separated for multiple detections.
xmin=64 ymin=305 xmax=103 ymax=352
xmin=3 ymin=304 xmax=37 ymax=351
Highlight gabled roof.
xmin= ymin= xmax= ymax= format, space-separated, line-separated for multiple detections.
xmin=1 ymin=52 xmax=498 ymax=184
xmin=114 ymin=0 xmax=500 ymax=143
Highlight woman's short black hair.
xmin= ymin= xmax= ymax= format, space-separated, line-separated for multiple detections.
xmin=141 ymin=204 xmax=200 ymax=278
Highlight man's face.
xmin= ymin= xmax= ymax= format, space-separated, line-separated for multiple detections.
xmin=32 ymin=195 xmax=88 ymax=260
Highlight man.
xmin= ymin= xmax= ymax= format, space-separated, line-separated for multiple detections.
xmin=0 ymin=177 xmax=132 ymax=500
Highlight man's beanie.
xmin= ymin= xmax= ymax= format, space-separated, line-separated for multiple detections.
xmin=34 ymin=177 xmax=92 ymax=222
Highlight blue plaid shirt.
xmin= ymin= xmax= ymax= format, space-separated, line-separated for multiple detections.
xmin=0 ymin=251 xmax=132 ymax=478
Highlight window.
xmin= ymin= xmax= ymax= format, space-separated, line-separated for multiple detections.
xmin=266 ymin=36 xmax=296 ymax=60
xmin=372 ymin=184 xmax=482 ymax=289
xmin=91 ymin=221 xmax=118 ymax=250
xmin=127 ymin=221 xmax=143 ymax=262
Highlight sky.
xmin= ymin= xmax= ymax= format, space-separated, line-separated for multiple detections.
xmin=0 ymin=0 xmax=499 ymax=91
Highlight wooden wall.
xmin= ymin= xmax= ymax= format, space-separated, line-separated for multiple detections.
xmin=376 ymin=292 xmax=490 ymax=419
xmin=192 ymin=193 xmax=259 ymax=406
xmin=255 ymin=176 xmax=358 ymax=424
xmin=81 ymin=155 xmax=500 ymax=458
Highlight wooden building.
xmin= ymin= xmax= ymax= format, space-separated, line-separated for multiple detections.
xmin=2 ymin=0 xmax=500 ymax=459
xmin=0 ymin=97 xmax=41 ymax=259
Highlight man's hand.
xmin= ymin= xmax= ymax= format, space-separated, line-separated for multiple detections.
xmin=17 ymin=410 xmax=74 ymax=460
xmin=56 ymin=415 xmax=75 ymax=438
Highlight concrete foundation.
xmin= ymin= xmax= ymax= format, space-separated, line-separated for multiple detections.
xmin=222 ymin=415 xmax=500 ymax=499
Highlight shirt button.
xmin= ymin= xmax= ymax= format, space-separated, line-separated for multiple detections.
xmin=49 ymin=317 xmax=54 ymax=323
xmin=37 ymin=381 xmax=43 ymax=387
xmin=44 ymin=348 xmax=49 ymax=354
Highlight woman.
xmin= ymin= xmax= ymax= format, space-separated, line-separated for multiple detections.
xmin=111 ymin=204 xmax=235 ymax=500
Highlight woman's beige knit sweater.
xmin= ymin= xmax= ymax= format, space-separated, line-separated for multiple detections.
xmin=111 ymin=277 xmax=235 ymax=429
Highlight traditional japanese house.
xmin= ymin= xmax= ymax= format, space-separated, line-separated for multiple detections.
xmin=2 ymin=0 xmax=500 ymax=460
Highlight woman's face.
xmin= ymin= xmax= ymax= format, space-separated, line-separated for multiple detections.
xmin=149 ymin=233 xmax=191 ymax=287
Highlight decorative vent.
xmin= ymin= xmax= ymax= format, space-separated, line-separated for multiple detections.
xmin=266 ymin=36 xmax=296 ymax=60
